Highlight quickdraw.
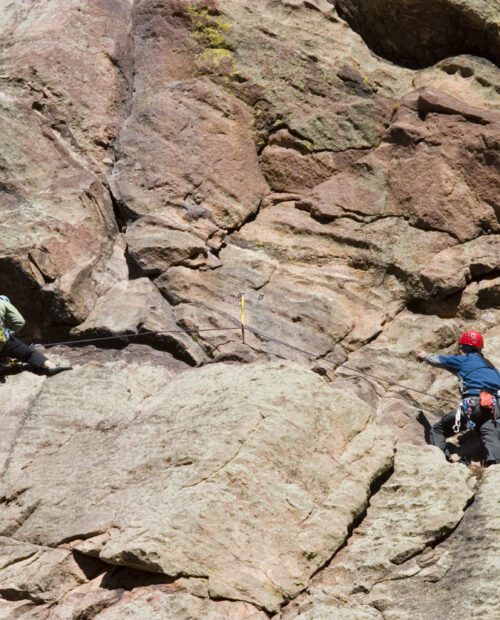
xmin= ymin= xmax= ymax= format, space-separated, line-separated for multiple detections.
xmin=453 ymin=397 xmax=477 ymax=433
xmin=453 ymin=404 xmax=462 ymax=434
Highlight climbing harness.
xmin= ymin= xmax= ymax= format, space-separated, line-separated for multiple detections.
xmin=452 ymin=391 xmax=500 ymax=434
xmin=0 ymin=357 xmax=28 ymax=371
xmin=0 ymin=358 xmax=29 ymax=382
xmin=479 ymin=389 xmax=500 ymax=426
xmin=453 ymin=359 xmax=500 ymax=431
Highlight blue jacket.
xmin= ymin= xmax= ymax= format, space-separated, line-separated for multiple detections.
xmin=427 ymin=352 xmax=500 ymax=396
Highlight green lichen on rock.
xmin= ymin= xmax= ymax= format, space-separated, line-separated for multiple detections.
xmin=185 ymin=5 xmax=238 ymax=77
xmin=197 ymin=47 xmax=234 ymax=75
xmin=289 ymin=102 xmax=381 ymax=152
xmin=184 ymin=1 xmax=396 ymax=153
xmin=186 ymin=5 xmax=232 ymax=51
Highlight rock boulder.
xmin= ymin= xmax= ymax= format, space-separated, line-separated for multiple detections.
xmin=0 ymin=360 xmax=395 ymax=613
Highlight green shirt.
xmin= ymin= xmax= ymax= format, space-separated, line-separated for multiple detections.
xmin=0 ymin=300 xmax=26 ymax=334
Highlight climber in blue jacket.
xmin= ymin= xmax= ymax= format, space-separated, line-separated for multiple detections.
xmin=417 ymin=330 xmax=500 ymax=466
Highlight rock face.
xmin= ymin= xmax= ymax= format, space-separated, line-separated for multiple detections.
xmin=73 ymin=277 xmax=207 ymax=365
xmin=0 ymin=0 xmax=133 ymax=336
xmin=366 ymin=466 xmax=500 ymax=620
xmin=0 ymin=0 xmax=499 ymax=618
xmin=282 ymin=444 xmax=477 ymax=618
xmin=0 ymin=361 xmax=394 ymax=615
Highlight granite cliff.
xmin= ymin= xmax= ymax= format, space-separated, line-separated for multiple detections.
xmin=0 ymin=0 xmax=499 ymax=618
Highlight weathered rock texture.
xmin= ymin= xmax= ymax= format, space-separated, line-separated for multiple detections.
xmin=0 ymin=0 xmax=499 ymax=617
xmin=0 ymin=0 xmax=133 ymax=335
xmin=281 ymin=444 xmax=477 ymax=618
xmin=365 ymin=466 xmax=500 ymax=620
xmin=0 ymin=361 xmax=394 ymax=615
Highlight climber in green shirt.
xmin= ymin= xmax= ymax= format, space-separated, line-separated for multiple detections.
xmin=0 ymin=295 xmax=72 ymax=376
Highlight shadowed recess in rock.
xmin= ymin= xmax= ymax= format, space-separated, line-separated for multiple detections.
xmin=336 ymin=0 xmax=500 ymax=68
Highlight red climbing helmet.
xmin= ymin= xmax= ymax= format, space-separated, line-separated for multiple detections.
xmin=458 ymin=330 xmax=484 ymax=350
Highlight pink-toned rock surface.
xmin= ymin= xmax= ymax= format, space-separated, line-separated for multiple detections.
xmin=0 ymin=0 xmax=133 ymax=335
xmin=110 ymin=1 xmax=269 ymax=264
xmin=0 ymin=0 xmax=499 ymax=618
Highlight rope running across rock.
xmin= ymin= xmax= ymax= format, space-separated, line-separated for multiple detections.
xmin=245 ymin=325 xmax=455 ymax=405
xmin=34 ymin=326 xmax=242 ymax=348
xmin=32 ymin=320 xmax=454 ymax=405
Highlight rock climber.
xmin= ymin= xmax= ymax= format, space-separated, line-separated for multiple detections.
xmin=0 ymin=295 xmax=72 ymax=377
xmin=416 ymin=330 xmax=500 ymax=466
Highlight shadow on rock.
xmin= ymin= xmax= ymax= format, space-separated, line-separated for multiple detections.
xmin=417 ymin=411 xmax=486 ymax=463
xmin=100 ymin=566 xmax=179 ymax=592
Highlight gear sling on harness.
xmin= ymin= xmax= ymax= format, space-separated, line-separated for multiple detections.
xmin=453 ymin=391 xmax=500 ymax=433
xmin=453 ymin=359 xmax=500 ymax=433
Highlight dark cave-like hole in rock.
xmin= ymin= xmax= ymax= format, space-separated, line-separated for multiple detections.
xmin=336 ymin=0 xmax=499 ymax=69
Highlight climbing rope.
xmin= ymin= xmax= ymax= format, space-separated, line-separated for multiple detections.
xmin=31 ymin=318 xmax=455 ymax=404
xmin=244 ymin=325 xmax=456 ymax=405
xmin=34 ymin=326 xmax=241 ymax=348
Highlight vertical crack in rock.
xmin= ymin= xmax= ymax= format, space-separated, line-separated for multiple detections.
xmin=284 ymin=446 xmax=478 ymax=618
xmin=396 ymin=492 xmax=477 ymax=567
xmin=360 ymin=469 xmax=496 ymax=620
xmin=107 ymin=186 xmax=129 ymax=235
xmin=108 ymin=0 xmax=138 ymax=230
xmin=278 ymin=460 xmax=396 ymax=614
xmin=96 ymin=18 xmax=135 ymax=215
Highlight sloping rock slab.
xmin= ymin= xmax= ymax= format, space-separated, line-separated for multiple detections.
xmin=282 ymin=444 xmax=476 ymax=619
xmin=0 ymin=584 xmax=268 ymax=620
xmin=92 ymin=589 xmax=268 ymax=620
xmin=0 ymin=361 xmax=394 ymax=612
xmin=367 ymin=465 xmax=500 ymax=620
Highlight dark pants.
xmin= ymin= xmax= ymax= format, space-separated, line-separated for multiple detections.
xmin=479 ymin=419 xmax=500 ymax=464
xmin=430 ymin=409 xmax=500 ymax=464
xmin=1 ymin=336 xmax=48 ymax=369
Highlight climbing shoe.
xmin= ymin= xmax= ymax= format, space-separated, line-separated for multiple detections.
xmin=44 ymin=366 xmax=72 ymax=377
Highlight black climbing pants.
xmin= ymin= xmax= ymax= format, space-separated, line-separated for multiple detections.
xmin=429 ymin=410 xmax=460 ymax=454
xmin=478 ymin=419 xmax=500 ymax=464
xmin=1 ymin=336 xmax=48 ymax=369
xmin=430 ymin=409 xmax=500 ymax=464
